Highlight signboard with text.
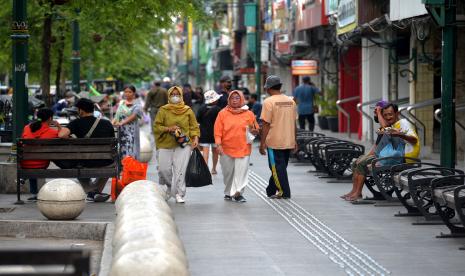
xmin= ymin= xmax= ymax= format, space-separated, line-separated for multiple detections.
xmin=325 ymin=0 xmax=339 ymax=15
xmin=337 ymin=0 xmax=357 ymax=35
xmin=291 ymin=60 xmax=318 ymax=75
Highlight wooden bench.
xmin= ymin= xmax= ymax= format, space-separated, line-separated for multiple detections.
xmin=16 ymin=138 xmax=120 ymax=204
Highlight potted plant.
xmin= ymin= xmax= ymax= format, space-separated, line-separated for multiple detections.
xmin=315 ymin=94 xmax=329 ymax=130
xmin=320 ymin=86 xmax=339 ymax=132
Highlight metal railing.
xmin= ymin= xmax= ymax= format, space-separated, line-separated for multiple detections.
xmin=401 ymin=98 xmax=441 ymax=146
xmin=357 ymin=98 xmax=381 ymax=144
xmin=434 ymin=103 xmax=465 ymax=131
xmin=336 ymin=96 xmax=360 ymax=138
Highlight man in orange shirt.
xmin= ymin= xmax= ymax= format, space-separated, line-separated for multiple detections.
xmin=260 ymin=76 xmax=298 ymax=199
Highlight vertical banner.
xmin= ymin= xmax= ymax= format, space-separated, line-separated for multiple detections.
xmin=187 ymin=20 xmax=193 ymax=61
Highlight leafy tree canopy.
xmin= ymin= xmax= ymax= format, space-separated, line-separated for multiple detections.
xmin=0 ymin=0 xmax=207 ymax=86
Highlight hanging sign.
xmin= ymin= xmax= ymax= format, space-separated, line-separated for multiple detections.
xmin=291 ymin=60 xmax=318 ymax=75
xmin=337 ymin=0 xmax=357 ymax=35
xmin=325 ymin=0 xmax=339 ymax=15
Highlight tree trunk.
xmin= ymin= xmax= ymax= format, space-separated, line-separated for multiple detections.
xmin=40 ymin=14 xmax=52 ymax=107
xmin=55 ymin=25 xmax=65 ymax=98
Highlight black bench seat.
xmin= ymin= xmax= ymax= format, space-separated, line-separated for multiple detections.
xmin=392 ymin=167 xmax=464 ymax=221
xmin=431 ymin=175 xmax=465 ymax=239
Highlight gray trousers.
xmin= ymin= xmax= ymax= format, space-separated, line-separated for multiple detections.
xmin=220 ymin=154 xmax=250 ymax=196
xmin=157 ymin=147 xmax=191 ymax=197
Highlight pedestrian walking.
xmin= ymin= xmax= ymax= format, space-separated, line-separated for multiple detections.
xmin=217 ymin=75 xmax=233 ymax=109
xmin=293 ymin=76 xmax=320 ymax=131
xmin=154 ymin=86 xmax=200 ymax=203
xmin=144 ymin=80 xmax=168 ymax=123
xmin=182 ymin=83 xmax=193 ymax=107
xmin=192 ymin=86 xmax=204 ymax=115
xmin=249 ymin=94 xmax=262 ymax=123
xmin=196 ymin=90 xmax=221 ymax=174
xmin=113 ymin=85 xmax=143 ymax=159
xmin=161 ymin=77 xmax=172 ymax=90
xmin=259 ymin=76 xmax=297 ymax=199
xmin=214 ymin=90 xmax=259 ymax=203
xmin=20 ymin=108 xmax=61 ymax=201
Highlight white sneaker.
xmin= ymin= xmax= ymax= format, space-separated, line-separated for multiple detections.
xmin=175 ymin=194 xmax=185 ymax=203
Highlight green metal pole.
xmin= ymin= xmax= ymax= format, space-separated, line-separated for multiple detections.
xmin=440 ymin=2 xmax=456 ymax=168
xmin=255 ymin=0 xmax=261 ymax=100
xmin=11 ymin=0 xmax=29 ymax=141
xmin=71 ymin=10 xmax=80 ymax=93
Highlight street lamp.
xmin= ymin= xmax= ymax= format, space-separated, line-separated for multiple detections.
xmin=71 ymin=9 xmax=81 ymax=93
xmin=11 ymin=0 xmax=29 ymax=142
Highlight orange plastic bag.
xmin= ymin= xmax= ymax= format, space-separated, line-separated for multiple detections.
xmin=121 ymin=156 xmax=148 ymax=185
xmin=111 ymin=156 xmax=148 ymax=201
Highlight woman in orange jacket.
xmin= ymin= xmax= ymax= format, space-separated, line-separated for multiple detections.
xmin=21 ymin=108 xmax=61 ymax=201
xmin=214 ymin=90 xmax=259 ymax=202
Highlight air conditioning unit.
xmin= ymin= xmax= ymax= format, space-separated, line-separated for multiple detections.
xmin=278 ymin=34 xmax=289 ymax=43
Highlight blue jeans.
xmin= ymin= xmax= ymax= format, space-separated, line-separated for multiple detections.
xmin=29 ymin=179 xmax=38 ymax=195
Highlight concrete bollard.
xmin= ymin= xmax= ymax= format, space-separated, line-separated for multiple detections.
xmin=138 ymin=131 xmax=153 ymax=163
xmin=37 ymin=179 xmax=86 ymax=220
xmin=110 ymin=248 xmax=189 ymax=276
xmin=111 ymin=180 xmax=188 ymax=275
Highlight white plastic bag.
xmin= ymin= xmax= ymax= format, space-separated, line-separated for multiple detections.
xmin=246 ymin=126 xmax=256 ymax=144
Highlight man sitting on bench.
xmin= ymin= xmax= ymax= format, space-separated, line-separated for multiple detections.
xmin=57 ymin=98 xmax=115 ymax=202
xmin=342 ymin=102 xmax=420 ymax=201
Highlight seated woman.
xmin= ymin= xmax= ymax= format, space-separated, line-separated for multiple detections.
xmin=20 ymin=108 xmax=61 ymax=201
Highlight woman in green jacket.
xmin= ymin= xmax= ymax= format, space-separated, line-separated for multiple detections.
xmin=154 ymin=86 xmax=200 ymax=203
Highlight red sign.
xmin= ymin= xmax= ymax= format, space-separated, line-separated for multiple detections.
xmin=295 ymin=0 xmax=328 ymax=31
xmin=291 ymin=60 xmax=318 ymax=75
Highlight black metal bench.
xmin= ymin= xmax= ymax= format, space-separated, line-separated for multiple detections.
xmin=392 ymin=166 xmax=464 ymax=223
xmin=431 ymin=175 xmax=465 ymax=240
xmin=322 ymin=142 xmax=364 ymax=178
xmin=296 ymin=136 xmax=364 ymax=178
xmin=294 ymin=131 xmax=325 ymax=162
xmin=364 ymin=157 xmax=421 ymax=201
xmin=16 ymin=138 xmax=120 ymax=204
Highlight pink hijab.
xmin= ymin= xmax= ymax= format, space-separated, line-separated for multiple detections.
xmin=226 ymin=90 xmax=247 ymax=114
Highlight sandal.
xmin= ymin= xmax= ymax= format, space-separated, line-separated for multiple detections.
xmin=211 ymin=169 xmax=217 ymax=175
xmin=345 ymin=195 xmax=362 ymax=201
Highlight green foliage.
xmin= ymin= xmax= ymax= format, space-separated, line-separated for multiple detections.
xmin=0 ymin=0 xmax=207 ymax=85
xmin=318 ymin=85 xmax=338 ymax=117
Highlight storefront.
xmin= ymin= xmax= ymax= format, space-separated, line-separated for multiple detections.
xmin=337 ymin=0 xmax=361 ymax=136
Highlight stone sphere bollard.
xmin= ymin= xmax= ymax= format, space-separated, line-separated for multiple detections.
xmin=138 ymin=132 xmax=153 ymax=163
xmin=37 ymin=179 xmax=86 ymax=220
